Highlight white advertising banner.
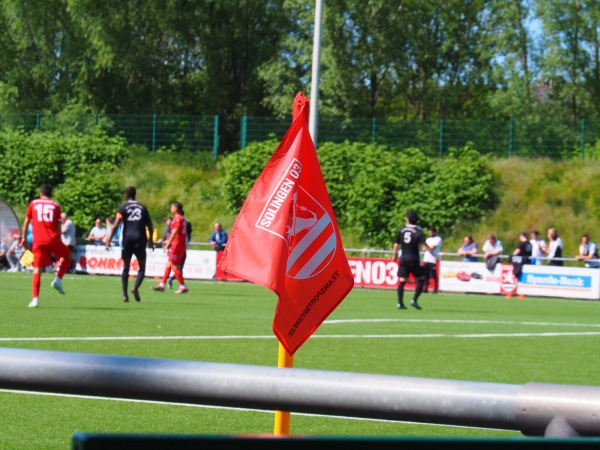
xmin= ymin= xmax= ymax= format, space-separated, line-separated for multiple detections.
xmin=439 ymin=260 xmax=502 ymax=294
xmin=439 ymin=260 xmax=600 ymax=300
xmin=516 ymin=264 xmax=600 ymax=300
xmin=73 ymin=245 xmax=217 ymax=280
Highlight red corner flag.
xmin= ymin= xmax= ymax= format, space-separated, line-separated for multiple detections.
xmin=219 ymin=92 xmax=354 ymax=355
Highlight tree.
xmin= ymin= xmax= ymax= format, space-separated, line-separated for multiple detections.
xmin=536 ymin=0 xmax=600 ymax=122
xmin=0 ymin=0 xmax=82 ymax=112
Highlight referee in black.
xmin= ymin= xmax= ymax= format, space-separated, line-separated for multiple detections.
xmin=105 ymin=186 xmax=155 ymax=302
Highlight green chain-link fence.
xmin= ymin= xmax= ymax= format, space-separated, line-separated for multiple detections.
xmin=243 ymin=116 xmax=600 ymax=159
xmin=0 ymin=113 xmax=219 ymax=159
xmin=3 ymin=113 xmax=600 ymax=159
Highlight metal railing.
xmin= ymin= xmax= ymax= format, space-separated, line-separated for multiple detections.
xmin=344 ymin=249 xmax=600 ymax=269
xmin=1 ymin=347 xmax=600 ymax=438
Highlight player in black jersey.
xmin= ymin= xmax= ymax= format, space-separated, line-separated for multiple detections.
xmin=105 ymin=186 xmax=154 ymax=302
xmin=392 ymin=210 xmax=433 ymax=310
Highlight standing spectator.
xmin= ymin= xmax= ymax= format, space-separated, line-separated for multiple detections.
xmin=25 ymin=223 xmax=33 ymax=250
xmin=185 ymin=219 xmax=192 ymax=243
xmin=20 ymin=184 xmax=73 ymax=308
xmin=392 ymin=210 xmax=432 ymax=310
xmin=529 ymin=230 xmax=546 ymax=265
xmin=105 ymin=186 xmax=154 ymax=302
xmin=87 ymin=218 xmax=106 ymax=246
xmin=545 ymin=227 xmax=564 ymax=266
xmin=61 ymin=212 xmax=77 ymax=273
xmin=153 ymin=202 xmax=189 ymax=294
xmin=209 ymin=222 xmax=228 ymax=251
xmin=7 ymin=233 xmax=25 ymax=271
xmin=482 ymin=235 xmax=503 ymax=270
xmin=457 ymin=235 xmax=478 ymax=262
xmin=106 ymin=216 xmax=121 ymax=245
xmin=61 ymin=213 xmax=76 ymax=250
xmin=422 ymin=226 xmax=442 ymax=293
xmin=575 ymin=234 xmax=600 ymax=268
xmin=155 ymin=217 xmax=172 ymax=245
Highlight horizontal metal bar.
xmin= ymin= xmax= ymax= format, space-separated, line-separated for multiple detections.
xmin=1 ymin=347 xmax=599 ymax=437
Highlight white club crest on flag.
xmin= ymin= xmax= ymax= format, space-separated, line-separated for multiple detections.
xmin=254 ymin=158 xmax=336 ymax=281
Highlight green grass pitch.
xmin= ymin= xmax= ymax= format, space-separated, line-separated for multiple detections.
xmin=2 ymin=271 xmax=600 ymax=449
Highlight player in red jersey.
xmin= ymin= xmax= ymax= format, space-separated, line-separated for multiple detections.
xmin=152 ymin=201 xmax=189 ymax=294
xmin=21 ymin=184 xmax=73 ymax=308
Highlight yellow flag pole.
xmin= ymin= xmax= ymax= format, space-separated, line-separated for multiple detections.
xmin=273 ymin=343 xmax=294 ymax=435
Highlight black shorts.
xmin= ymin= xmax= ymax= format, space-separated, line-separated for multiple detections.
xmin=397 ymin=263 xmax=424 ymax=280
xmin=121 ymin=246 xmax=147 ymax=265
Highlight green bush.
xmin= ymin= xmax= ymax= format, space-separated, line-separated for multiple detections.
xmin=220 ymin=140 xmax=499 ymax=249
xmin=54 ymin=173 xmax=123 ymax=237
xmin=0 ymin=128 xmax=131 ymax=235
xmin=220 ymin=139 xmax=276 ymax=213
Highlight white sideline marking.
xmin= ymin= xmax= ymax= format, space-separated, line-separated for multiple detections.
xmin=2 ymin=317 xmax=600 ymax=341
xmin=325 ymin=318 xmax=600 ymax=327
xmin=0 ymin=389 xmax=493 ymax=429
xmin=2 ymin=332 xmax=600 ymax=341
xmin=0 ymin=390 xmax=406 ymax=425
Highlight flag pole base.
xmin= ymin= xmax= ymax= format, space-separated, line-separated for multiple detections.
xmin=274 ymin=343 xmax=294 ymax=435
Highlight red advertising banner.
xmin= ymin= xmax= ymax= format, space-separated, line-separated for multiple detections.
xmin=347 ymin=256 xmax=436 ymax=291
xmin=214 ymin=254 xmax=436 ymax=291
xmin=500 ymin=263 xmax=518 ymax=295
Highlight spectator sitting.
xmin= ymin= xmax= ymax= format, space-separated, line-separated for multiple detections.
xmin=512 ymin=232 xmax=532 ymax=263
xmin=575 ymin=234 xmax=600 ymax=268
xmin=0 ymin=237 xmax=10 ymax=271
xmin=87 ymin=218 xmax=107 ymax=246
xmin=482 ymin=234 xmax=503 ymax=270
xmin=209 ymin=222 xmax=228 ymax=251
xmin=510 ymin=232 xmax=533 ymax=278
xmin=457 ymin=235 xmax=478 ymax=262
xmin=7 ymin=233 xmax=25 ymax=272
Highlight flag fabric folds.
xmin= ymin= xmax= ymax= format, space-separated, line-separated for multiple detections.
xmin=220 ymin=92 xmax=354 ymax=355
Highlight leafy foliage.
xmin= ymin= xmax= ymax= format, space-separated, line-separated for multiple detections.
xmin=220 ymin=139 xmax=278 ymax=213
xmin=54 ymin=173 xmax=123 ymax=236
xmin=0 ymin=128 xmax=130 ymax=234
xmin=221 ymin=140 xmax=499 ymax=248
xmin=4 ymin=0 xmax=600 ymax=154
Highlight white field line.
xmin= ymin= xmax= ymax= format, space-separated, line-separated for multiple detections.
xmin=2 ymin=319 xmax=600 ymax=341
xmin=0 ymin=388 xmax=476 ymax=428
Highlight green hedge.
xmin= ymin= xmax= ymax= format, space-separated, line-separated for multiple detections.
xmin=221 ymin=141 xmax=500 ymax=248
xmin=0 ymin=129 xmax=130 ymax=235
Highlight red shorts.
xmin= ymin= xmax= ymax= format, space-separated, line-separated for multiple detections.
xmin=33 ymin=240 xmax=71 ymax=268
xmin=168 ymin=250 xmax=186 ymax=267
